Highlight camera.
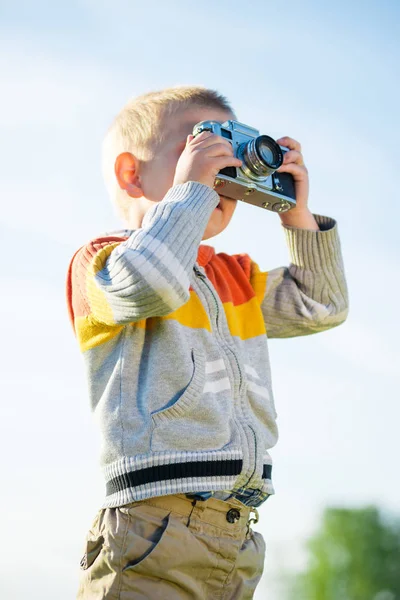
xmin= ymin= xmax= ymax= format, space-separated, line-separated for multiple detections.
xmin=193 ymin=119 xmax=296 ymax=213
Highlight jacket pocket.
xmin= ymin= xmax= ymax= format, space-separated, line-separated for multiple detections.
xmin=150 ymin=347 xmax=236 ymax=452
xmin=151 ymin=347 xmax=206 ymax=422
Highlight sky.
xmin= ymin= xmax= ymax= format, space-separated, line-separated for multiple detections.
xmin=1 ymin=1 xmax=399 ymax=598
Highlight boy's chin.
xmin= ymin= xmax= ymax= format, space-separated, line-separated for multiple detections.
xmin=203 ymin=211 xmax=225 ymax=240
xmin=215 ymin=194 xmax=226 ymax=210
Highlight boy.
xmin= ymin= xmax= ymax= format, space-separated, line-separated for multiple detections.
xmin=67 ymin=86 xmax=348 ymax=599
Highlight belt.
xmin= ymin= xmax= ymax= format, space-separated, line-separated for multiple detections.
xmin=185 ymin=488 xmax=269 ymax=507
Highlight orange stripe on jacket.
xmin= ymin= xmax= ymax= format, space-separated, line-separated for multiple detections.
xmin=66 ymin=235 xmax=129 ymax=330
xmin=67 ymin=239 xmax=269 ymax=349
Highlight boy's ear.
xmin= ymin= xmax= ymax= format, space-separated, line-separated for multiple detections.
xmin=114 ymin=152 xmax=143 ymax=198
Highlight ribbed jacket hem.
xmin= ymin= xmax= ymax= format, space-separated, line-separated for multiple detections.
xmin=101 ymin=450 xmax=274 ymax=508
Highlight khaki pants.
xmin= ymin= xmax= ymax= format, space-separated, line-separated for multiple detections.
xmin=77 ymin=493 xmax=266 ymax=599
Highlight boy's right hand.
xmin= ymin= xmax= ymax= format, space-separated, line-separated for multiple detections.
xmin=173 ymin=131 xmax=243 ymax=190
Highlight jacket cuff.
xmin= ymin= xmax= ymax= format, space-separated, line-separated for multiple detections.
xmin=283 ymin=214 xmax=343 ymax=272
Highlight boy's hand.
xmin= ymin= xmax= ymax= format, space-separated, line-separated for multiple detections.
xmin=173 ymin=131 xmax=243 ymax=190
xmin=275 ymin=136 xmax=318 ymax=230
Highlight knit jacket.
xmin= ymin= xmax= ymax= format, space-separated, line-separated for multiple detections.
xmin=66 ymin=182 xmax=348 ymax=509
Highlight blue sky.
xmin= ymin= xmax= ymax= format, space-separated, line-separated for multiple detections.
xmin=1 ymin=1 xmax=399 ymax=598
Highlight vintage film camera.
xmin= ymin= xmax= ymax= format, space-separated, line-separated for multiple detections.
xmin=193 ymin=120 xmax=296 ymax=213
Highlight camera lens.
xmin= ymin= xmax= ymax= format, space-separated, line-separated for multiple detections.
xmin=256 ymin=137 xmax=282 ymax=168
xmin=240 ymin=135 xmax=283 ymax=179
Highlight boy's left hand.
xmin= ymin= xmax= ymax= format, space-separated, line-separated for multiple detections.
xmin=275 ymin=136 xmax=318 ymax=229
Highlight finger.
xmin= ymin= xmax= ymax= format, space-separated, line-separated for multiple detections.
xmin=282 ymin=149 xmax=304 ymax=166
xmin=199 ymin=143 xmax=236 ymax=158
xmin=212 ymin=155 xmax=243 ymax=170
xmin=276 ymin=162 xmax=308 ymax=179
xmin=191 ymin=133 xmax=233 ymax=152
xmin=189 ymin=130 xmax=215 ymax=145
xmin=276 ymin=136 xmax=302 ymax=152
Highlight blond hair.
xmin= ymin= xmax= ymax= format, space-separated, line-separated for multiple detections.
xmin=102 ymin=85 xmax=235 ymax=222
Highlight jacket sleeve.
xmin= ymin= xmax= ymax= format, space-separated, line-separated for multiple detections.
xmin=69 ymin=182 xmax=220 ymax=326
xmin=253 ymin=215 xmax=349 ymax=338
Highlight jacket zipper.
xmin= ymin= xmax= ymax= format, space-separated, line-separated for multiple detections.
xmin=194 ymin=265 xmax=243 ymax=391
xmin=247 ymin=424 xmax=258 ymax=484
xmin=194 ymin=264 xmax=256 ymax=488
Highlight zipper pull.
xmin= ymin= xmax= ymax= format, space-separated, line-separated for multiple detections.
xmin=194 ymin=265 xmax=206 ymax=279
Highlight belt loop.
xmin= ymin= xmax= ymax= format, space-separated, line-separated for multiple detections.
xmin=186 ymin=498 xmax=197 ymax=528
xmin=186 ymin=497 xmax=207 ymax=528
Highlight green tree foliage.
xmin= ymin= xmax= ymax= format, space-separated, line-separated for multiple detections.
xmin=290 ymin=506 xmax=400 ymax=600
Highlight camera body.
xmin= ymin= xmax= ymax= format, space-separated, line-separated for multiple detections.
xmin=193 ymin=119 xmax=296 ymax=213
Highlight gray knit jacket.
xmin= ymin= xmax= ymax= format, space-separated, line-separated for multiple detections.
xmin=66 ymin=182 xmax=349 ymax=508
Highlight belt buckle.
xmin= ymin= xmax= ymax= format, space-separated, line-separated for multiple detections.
xmin=185 ymin=491 xmax=212 ymax=502
xmin=248 ymin=507 xmax=259 ymax=526
xmin=246 ymin=507 xmax=259 ymax=538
